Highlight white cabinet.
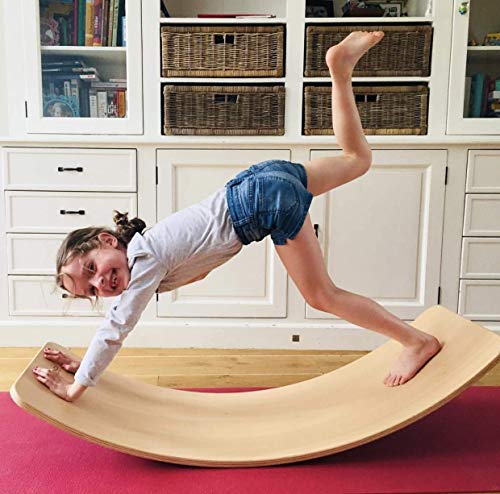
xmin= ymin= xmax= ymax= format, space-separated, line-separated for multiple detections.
xmin=22 ymin=0 xmax=143 ymax=134
xmin=448 ymin=0 xmax=500 ymax=134
xmin=459 ymin=149 xmax=500 ymax=319
xmin=3 ymin=146 xmax=138 ymax=317
xmin=307 ymin=149 xmax=447 ymax=320
xmin=156 ymin=149 xmax=288 ymax=318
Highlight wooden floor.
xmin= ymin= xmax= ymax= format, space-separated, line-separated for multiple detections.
xmin=2 ymin=347 xmax=499 ymax=390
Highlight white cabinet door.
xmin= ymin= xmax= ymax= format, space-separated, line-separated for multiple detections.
xmin=307 ymin=149 xmax=447 ymax=320
xmin=22 ymin=0 xmax=143 ymax=134
xmin=156 ymin=149 xmax=289 ymax=318
xmin=447 ymin=0 xmax=500 ymax=134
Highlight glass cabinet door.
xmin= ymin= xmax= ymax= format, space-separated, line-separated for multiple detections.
xmin=448 ymin=0 xmax=500 ymax=134
xmin=23 ymin=0 xmax=143 ymax=134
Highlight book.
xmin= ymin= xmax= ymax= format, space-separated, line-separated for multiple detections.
xmin=89 ymin=88 xmax=98 ymax=117
xmin=93 ymin=0 xmax=103 ymax=46
xmin=121 ymin=16 xmax=126 ymax=47
xmin=117 ymin=90 xmax=126 ymax=117
xmin=101 ymin=0 xmax=109 ymax=46
xmin=111 ymin=0 xmax=120 ymax=46
xmin=470 ymin=73 xmax=485 ymax=118
xmin=464 ymin=76 xmax=471 ymax=118
xmin=77 ymin=0 xmax=86 ymax=46
xmin=85 ymin=0 xmax=95 ymax=46
xmin=90 ymin=81 xmax=126 ymax=89
xmin=97 ymin=90 xmax=107 ymax=117
xmin=108 ymin=0 xmax=115 ymax=47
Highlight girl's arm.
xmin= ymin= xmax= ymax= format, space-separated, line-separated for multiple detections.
xmin=67 ymin=381 xmax=88 ymax=401
xmin=185 ymin=270 xmax=210 ymax=285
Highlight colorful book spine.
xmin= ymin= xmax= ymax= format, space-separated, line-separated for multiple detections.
xmin=97 ymin=91 xmax=107 ymax=117
xmin=85 ymin=0 xmax=95 ymax=46
xmin=78 ymin=0 xmax=86 ymax=46
xmin=117 ymin=90 xmax=126 ymax=117
xmin=93 ymin=0 xmax=103 ymax=46
xmin=108 ymin=0 xmax=115 ymax=47
xmin=101 ymin=0 xmax=109 ymax=46
xmin=470 ymin=73 xmax=485 ymax=118
xmin=73 ymin=0 xmax=79 ymax=45
xmin=112 ymin=0 xmax=120 ymax=46
xmin=89 ymin=89 xmax=98 ymax=117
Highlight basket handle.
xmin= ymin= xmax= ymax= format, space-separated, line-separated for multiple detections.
xmin=355 ymin=94 xmax=379 ymax=103
xmin=214 ymin=94 xmax=239 ymax=104
xmin=213 ymin=34 xmax=235 ymax=45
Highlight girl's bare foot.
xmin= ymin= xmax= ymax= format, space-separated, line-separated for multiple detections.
xmin=384 ymin=334 xmax=442 ymax=387
xmin=43 ymin=347 xmax=81 ymax=374
xmin=325 ymin=31 xmax=384 ymax=78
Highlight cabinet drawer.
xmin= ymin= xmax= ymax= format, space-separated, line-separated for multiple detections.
xmin=466 ymin=150 xmax=500 ymax=193
xmin=5 ymin=192 xmax=137 ymax=233
xmin=2 ymin=147 xmax=137 ymax=191
xmin=463 ymin=194 xmax=500 ymax=236
xmin=461 ymin=237 xmax=500 ymax=278
xmin=8 ymin=276 xmax=112 ymax=317
xmin=458 ymin=279 xmax=500 ymax=320
xmin=7 ymin=233 xmax=65 ymax=274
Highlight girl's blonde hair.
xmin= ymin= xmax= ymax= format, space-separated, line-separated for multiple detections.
xmin=55 ymin=210 xmax=146 ymax=304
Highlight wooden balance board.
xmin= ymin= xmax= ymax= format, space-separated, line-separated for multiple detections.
xmin=10 ymin=305 xmax=500 ymax=468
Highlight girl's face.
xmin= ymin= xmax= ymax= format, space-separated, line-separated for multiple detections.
xmin=60 ymin=232 xmax=131 ymax=298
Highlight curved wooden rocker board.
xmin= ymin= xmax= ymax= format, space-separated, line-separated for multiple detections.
xmin=10 ymin=306 xmax=500 ymax=468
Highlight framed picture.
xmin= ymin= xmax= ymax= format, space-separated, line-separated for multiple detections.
xmin=379 ymin=2 xmax=403 ymax=17
xmin=306 ymin=0 xmax=334 ymax=17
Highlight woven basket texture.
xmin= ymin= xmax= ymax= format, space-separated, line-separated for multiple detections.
xmin=161 ymin=25 xmax=285 ymax=77
xmin=163 ymin=85 xmax=285 ymax=135
xmin=304 ymin=85 xmax=429 ymax=135
xmin=305 ymin=24 xmax=432 ymax=77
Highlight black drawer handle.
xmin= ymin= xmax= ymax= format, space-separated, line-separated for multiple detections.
xmin=314 ymin=224 xmax=319 ymax=238
xmin=60 ymin=209 xmax=86 ymax=215
xmin=58 ymin=166 xmax=84 ymax=172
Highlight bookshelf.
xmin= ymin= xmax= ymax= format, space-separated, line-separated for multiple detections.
xmin=23 ymin=0 xmax=143 ymax=134
xmin=448 ymin=0 xmax=500 ymax=134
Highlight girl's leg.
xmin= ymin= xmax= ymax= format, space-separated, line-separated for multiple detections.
xmin=303 ymin=31 xmax=384 ymax=197
xmin=275 ymin=215 xmax=441 ymax=387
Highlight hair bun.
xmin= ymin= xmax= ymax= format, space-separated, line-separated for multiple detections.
xmin=112 ymin=210 xmax=146 ymax=243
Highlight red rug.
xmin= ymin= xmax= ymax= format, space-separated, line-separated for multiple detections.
xmin=1 ymin=387 xmax=499 ymax=494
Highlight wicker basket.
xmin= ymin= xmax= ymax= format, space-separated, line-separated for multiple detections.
xmin=161 ymin=25 xmax=285 ymax=78
xmin=304 ymin=85 xmax=429 ymax=135
xmin=305 ymin=24 xmax=432 ymax=77
xmin=163 ymin=85 xmax=285 ymax=135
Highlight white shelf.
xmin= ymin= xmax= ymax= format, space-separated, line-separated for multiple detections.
xmin=304 ymin=17 xmax=433 ymax=23
xmin=160 ymin=17 xmax=287 ymax=24
xmin=160 ymin=78 xmax=286 ymax=84
xmin=41 ymin=47 xmax=127 ymax=54
xmin=304 ymin=77 xmax=431 ymax=83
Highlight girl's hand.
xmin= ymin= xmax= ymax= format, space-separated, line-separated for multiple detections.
xmin=32 ymin=365 xmax=74 ymax=402
xmin=43 ymin=347 xmax=81 ymax=374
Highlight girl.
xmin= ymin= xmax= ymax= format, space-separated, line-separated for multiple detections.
xmin=33 ymin=31 xmax=441 ymax=402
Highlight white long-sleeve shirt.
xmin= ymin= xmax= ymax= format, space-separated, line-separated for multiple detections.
xmin=74 ymin=187 xmax=243 ymax=387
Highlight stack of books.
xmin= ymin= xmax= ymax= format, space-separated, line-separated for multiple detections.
xmin=466 ymin=74 xmax=500 ymax=118
xmin=40 ymin=0 xmax=126 ymax=47
xmin=42 ymin=57 xmax=127 ymax=118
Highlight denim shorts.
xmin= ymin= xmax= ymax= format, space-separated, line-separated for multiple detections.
xmin=225 ymin=160 xmax=313 ymax=246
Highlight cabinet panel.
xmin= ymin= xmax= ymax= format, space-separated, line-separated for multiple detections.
xmin=466 ymin=150 xmax=500 ymax=193
xmin=22 ymin=0 xmax=143 ymax=135
xmin=7 ymin=233 xmax=66 ymax=274
xmin=307 ymin=149 xmax=447 ymax=320
xmin=458 ymin=279 xmax=500 ymax=320
xmin=8 ymin=276 xmax=112 ymax=316
xmin=461 ymin=237 xmax=500 ymax=278
xmin=447 ymin=0 xmax=500 ymax=134
xmin=463 ymin=194 xmax=500 ymax=236
xmin=156 ymin=149 xmax=289 ymax=318
xmin=5 ymin=191 xmax=137 ymax=233
xmin=3 ymin=148 xmax=137 ymax=191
